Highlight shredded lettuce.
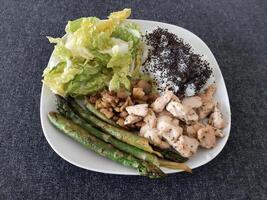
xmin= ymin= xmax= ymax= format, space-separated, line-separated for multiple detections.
xmin=42 ymin=8 xmax=144 ymax=97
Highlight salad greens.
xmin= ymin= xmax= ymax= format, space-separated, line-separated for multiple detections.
xmin=43 ymin=8 xmax=144 ymax=97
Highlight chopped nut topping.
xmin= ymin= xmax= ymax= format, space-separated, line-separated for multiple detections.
xmin=116 ymin=118 xmax=125 ymax=127
xmin=99 ymin=108 xmax=114 ymax=119
xmin=133 ymin=87 xmax=145 ymax=100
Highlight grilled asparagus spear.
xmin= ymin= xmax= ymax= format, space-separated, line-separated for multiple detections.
xmin=48 ymin=112 xmax=165 ymax=178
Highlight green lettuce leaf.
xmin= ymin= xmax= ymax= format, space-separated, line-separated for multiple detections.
xmin=42 ymin=62 xmax=69 ymax=96
xmin=109 ymin=73 xmax=131 ymax=91
xmin=111 ymin=22 xmax=141 ymax=56
xmin=107 ymin=52 xmax=132 ymax=91
xmin=65 ymin=17 xmax=100 ymax=33
xmin=66 ymin=69 xmax=109 ymax=96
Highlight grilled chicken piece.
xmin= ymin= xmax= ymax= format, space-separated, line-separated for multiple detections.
xmin=186 ymin=122 xmax=205 ymax=138
xmin=197 ymin=126 xmax=216 ymax=149
xmin=140 ymin=115 xmax=155 ymax=141
xmin=214 ymin=128 xmax=224 ymax=138
xmin=140 ymin=123 xmax=149 ymax=137
xmin=182 ymin=96 xmax=202 ymax=108
xmin=199 ymin=85 xmax=216 ymax=101
xmin=161 ymin=126 xmax=183 ymax=144
xmin=172 ymin=118 xmax=179 ymax=126
xmin=151 ymin=90 xmax=173 ymax=113
xmin=166 ymin=101 xmax=188 ymax=118
xmin=144 ymin=109 xmax=157 ymax=128
xmin=141 ymin=113 xmax=171 ymax=149
xmin=156 ymin=115 xmax=173 ymax=132
xmin=166 ymin=101 xmax=199 ymax=123
xmin=156 ymin=115 xmax=182 ymax=144
xmin=157 ymin=110 xmax=173 ymax=118
xmin=124 ymin=114 xmax=142 ymax=125
xmin=146 ymin=129 xmax=171 ymax=149
xmin=209 ymin=104 xmax=225 ymax=129
xmin=185 ymin=109 xmax=199 ymax=124
xmin=198 ymin=101 xmax=215 ymax=119
xmin=172 ymin=135 xmax=199 ymax=158
xmin=126 ymin=104 xmax=148 ymax=117
xmin=198 ymin=85 xmax=216 ymax=119
xmin=140 ymin=125 xmax=170 ymax=149
xmin=171 ymin=94 xmax=181 ymax=102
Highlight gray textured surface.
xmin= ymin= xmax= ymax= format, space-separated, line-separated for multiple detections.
xmin=0 ymin=0 xmax=267 ymax=199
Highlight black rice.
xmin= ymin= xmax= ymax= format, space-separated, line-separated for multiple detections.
xmin=143 ymin=28 xmax=212 ymax=97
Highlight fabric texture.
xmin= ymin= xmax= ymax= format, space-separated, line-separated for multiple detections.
xmin=0 ymin=0 xmax=266 ymax=199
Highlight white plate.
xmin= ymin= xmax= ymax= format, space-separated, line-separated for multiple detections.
xmin=40 ymin=19 xmax=231 ymax=175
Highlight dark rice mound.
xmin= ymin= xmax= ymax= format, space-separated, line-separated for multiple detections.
xmin=143 ymin=28 xmax=213 ymax=97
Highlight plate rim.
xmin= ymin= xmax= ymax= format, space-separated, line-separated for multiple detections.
xmin=40 ymin=19 xmax=231 ymax=175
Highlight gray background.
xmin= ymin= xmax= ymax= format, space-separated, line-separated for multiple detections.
xmin=0 ymin=0 xmax=266 ymax=199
